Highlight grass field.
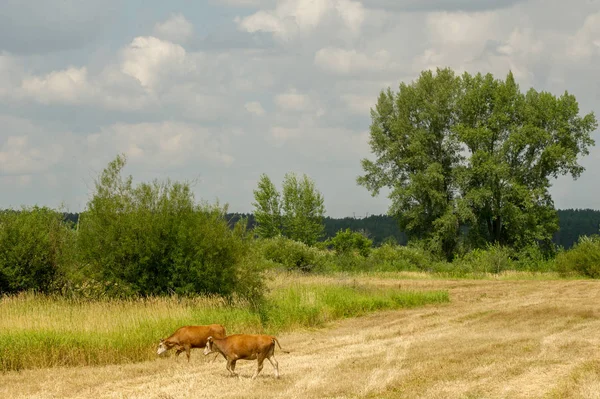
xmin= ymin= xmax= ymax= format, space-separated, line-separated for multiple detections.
xmin=1 ymin=273 xmax=599 ymax=398
xmin=0 ymin=272 xmax=448 ymax=372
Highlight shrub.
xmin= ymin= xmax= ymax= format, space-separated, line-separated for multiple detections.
xmin=555 ymin=235 xmax=600 ymax=278
xmin=512 ymin=244 xmax=555 ymax=272
xmin=454 ymin=244 xmax=514 ymax=274
xmin=258 ymin=236 xmax=327 ymax=272
xmin=0 ymin=207 xmax=73 ymax=294
xmin=368 ymin=242 xmax=434 ymax=271
xmin=326 ymin=228 xmax=373 ymax=257
xmin=76 ymin=154 xmax=265 ymax=300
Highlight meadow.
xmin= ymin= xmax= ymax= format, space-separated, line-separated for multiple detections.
xmin=1 ymin=273 xmax=599 ymax=399
xmin=0 ymin=272 xmax=448 ymax=372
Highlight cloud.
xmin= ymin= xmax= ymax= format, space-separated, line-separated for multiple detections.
xmin=341 ymin=94 xmax=375 ymax=115
xmin=275 ymin=88 xmax=310 ymax=111
xmin=567 ymin=12 xmax=600 ymax=60
xmin=121 ymin=36 xmax=193 ymax=90
xmin=21 ymin=67 xmax=92 ymax=104
xmin=0 ymin=115 xmax=65 ymax=176
xmin=153 ymin=13 xmax=195 ymax=44
xmin=245 ymin=101 xmax=266 ymax=115
xmin=314 ymin=47 xmax=393 ymax=75
xmin=366 ymin=0 xmax=526 ymax=12
xmin=87 ymin=122 xmax=235 ymax=169
xmin=235 ymin=0 xmax=364 ymax=40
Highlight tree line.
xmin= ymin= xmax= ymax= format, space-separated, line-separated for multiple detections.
xmin=62 ymin=209 xmax=597 ymax=251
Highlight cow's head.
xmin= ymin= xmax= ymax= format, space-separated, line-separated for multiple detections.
xmin=203 ymin=336 xmax=214 ymax=356
xmin=156 ymin=338 xmax=169 ymax=355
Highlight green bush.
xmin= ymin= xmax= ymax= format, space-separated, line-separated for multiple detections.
xmin=368 ymin=242 xmax=433 ymax=271
xmin=75 ymin=154 xmax=265 ymax=300
xmin=0 ymin=207 xmax=73 ymax=294
xmin=555 ymin=235 xmax=600 ymax=278
xmin=512 ymin=244 xmax=555 ymax=272
xmin=326 ymin=228 xmax=373 ymax=257
xmin=454 ymin=244 xmax=514 ymax=274
xmin=258 ymin=236 xmax=327 ymax=272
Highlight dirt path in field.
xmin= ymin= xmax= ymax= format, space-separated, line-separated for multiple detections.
xmin=2 ymin=279 xmax=600 ymax=399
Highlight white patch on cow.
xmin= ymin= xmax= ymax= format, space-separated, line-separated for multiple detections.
xmin=203 ymin=340 xmax=213 ymax=355
xmin=157 ymin=341 xmax=168 ymax=355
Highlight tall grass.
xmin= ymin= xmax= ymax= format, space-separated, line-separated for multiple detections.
xmin=0 ymin=279 xmax=448 ymax=372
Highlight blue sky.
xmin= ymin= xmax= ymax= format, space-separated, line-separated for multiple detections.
xmin=1 ymin=0 xmax=599 ymax=217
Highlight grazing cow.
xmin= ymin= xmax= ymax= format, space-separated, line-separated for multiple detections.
xmin=157 ymin=324 xmax=226 ymax=362
xmin=203 ymin=334 xmax=288 ymax=379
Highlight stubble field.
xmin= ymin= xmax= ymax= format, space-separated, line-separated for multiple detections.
xmin=2 ymin=275 xmax=600 ymax=399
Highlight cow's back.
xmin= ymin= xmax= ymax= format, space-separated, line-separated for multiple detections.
xmin=224 ymin=334 xmax=275 ymax=354
xmin=170 ymin=324 xmax=226 ymax=347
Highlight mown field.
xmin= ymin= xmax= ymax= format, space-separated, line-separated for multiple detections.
xmin=1 ymin=272 xmax=600 ymax=398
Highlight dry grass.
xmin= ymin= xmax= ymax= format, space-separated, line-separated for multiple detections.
xmin=0 ymin=274 xmax=447 ymax=371
xmin=1 ymin=277 xmax=600 ymax=398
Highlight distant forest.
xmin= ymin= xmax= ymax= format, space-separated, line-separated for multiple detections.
xmin=61 ymin=208 xmax=600 ymax=250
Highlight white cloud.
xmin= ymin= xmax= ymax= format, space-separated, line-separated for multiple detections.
xmin=269 ymin=123 xmax=369 ymax=162
xmin=341 ymin=94 xmax=375 ymax=115
xmin=0 ymin=116 xmax=65 ymax=176
xmin=426 ymin=11 xmax=499 ymax=46
xmin=88 ymin=122 xmax=235 ymax=169
xmin=245 ymin=101 xmax=266 ymax=115
xmin=275 ymin=88 xmax=309 ymax=111
xmin=236 ymin=0 xmax=365 ymax=40
xmin=314 ymin=47 xmax=393 ymax=75
xmin=21 ymin=66 xmax=92 ymax=104
xmin=153 ymin=13 xmax=194 ymax=43
xmin=121 ymin=36 xmax=193 ymax=90
xmin=567 ymin=12 xmax=600 ymax=60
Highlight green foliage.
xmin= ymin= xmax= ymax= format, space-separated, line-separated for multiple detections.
xmin=555 ymin=235 xmax=600 ymax=278
xmin=252 ymin=172 xmax=326 ymax=246
xmin=0 ymin=207 xmax=73 ymax=294
xmin=76 ymin=154 xmax=265 ymax=300
xmin=358 ymin=68 xmax=463 ymax=260
xmin=368 ymin=242 xmax=435 ymax=272
xmin=359 ymin=67 xmax=597 ymax=259
xmin=281 ymin=172 xmax=326 ymax=246
xmin=327 ymin=228 xmax=373 ymax=257
xmin=258 ymin=236 xmax=327 ymax=272
xmin=454 ymin=244 xmax=514 ymax=274
xmin=252 ymin=174 xmax=282 ymax=239
xmin=555 ymin=209 xmax=600 ymax=249
xmin=322 ymin=215 xmax=408 ymax=246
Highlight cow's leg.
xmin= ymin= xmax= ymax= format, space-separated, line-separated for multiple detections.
xmin=184 ymin=344 xmax=191 ymax=362
xmin=226 ymin=359 xmax=234 ymax=376
xmin=231 ymin=360 xmax=238 ymax=377
xmin=252 ymin=356 xmax=265 ymax=380
xmin=175 ymin=346 xmax=183 ymax=357
xmin=267 ymin=355 xmax=280 ymax=378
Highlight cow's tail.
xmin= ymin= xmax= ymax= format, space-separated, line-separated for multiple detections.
xmin=273 ymin=337 xmax=290 ymax=354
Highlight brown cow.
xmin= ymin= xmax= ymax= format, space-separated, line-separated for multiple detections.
xmin=157 ymin=324 xmax=226 ymax=362
xmin=203 ymin=334 xmax=288 ymax=379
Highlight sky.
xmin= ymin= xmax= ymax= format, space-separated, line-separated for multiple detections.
xmin=0 ymin=0 xmax=599 ymax=218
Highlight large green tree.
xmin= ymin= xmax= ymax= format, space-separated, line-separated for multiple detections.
xmin=359 ymin=68 xmax=597 ymax=258
xmin=358 ymin=68 xmax=465 ymax=258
